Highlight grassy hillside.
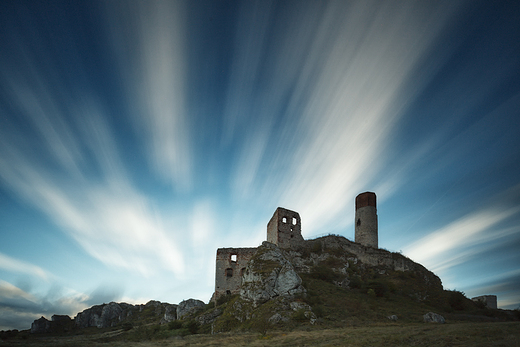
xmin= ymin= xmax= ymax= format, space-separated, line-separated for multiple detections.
xmin=3 ymin=236 xmax=519 ymax=345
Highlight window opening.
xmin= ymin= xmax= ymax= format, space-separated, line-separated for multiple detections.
xmin=240 ymin=268 xmax=246 ymax=276
xmin=292 ymin=217 xmax=297 ymax=225
xmin=226 ymin=290 xmax=231 ymax=295
xmin=226 ymin=268 xmax=233 ymax=277
xmin=231 ymin=254 xmax=237 ymax=263
xmin=282 ymin=217 xmax=287 ymax=223
xmin=356 ymin=219 xmax=361 ymax=226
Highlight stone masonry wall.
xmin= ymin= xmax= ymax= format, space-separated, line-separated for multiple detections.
xmin=472 ymin=295 xmax=497 ymax=309
xmin=355 ymin=192 xmax=378 ymax=248
xmin=214 ymin=247 xmax=257 ymax=301
xmin=266 ymin=207 xmax=304 ymax=249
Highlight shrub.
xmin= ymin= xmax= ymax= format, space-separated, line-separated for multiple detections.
xmin=313 ymin=305 xmax=325 ymax=318
xmin=168 ymin=320 xmax=183 ymax=330
xmin=183 ymin=320 xmax=199 ymax=334
xmin=217 ymin=293 xmax=237 ymax=306
xmin=349 ymin=275 xmax=363 ymax=289
xmin=310 ymin=265 xmax=342 ymax=283
xmin=251 ymin=312 xmax=271 ymax=336
xmin=367 ymin=280 xmax=390 ymax=297
xmin=292 ymin=309 xmax=308 ymax=322
xmin=447 ymin=290 xmax=468 ymax=311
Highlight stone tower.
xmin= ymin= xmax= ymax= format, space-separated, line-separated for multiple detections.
xmin=266 ymin=207 xmax=303 ymax=249
xmin=355 ymin=192 xmax=378 ymax=248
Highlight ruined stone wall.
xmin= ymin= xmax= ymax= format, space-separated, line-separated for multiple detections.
xmin=472 ymin=295 xmax=497 ymax=309
xmin=214 ymin=247 xmax=257 ymax=301
xmin=266 ymin=207 xmax=304 ymax=249
xmin=355 ymin=192 xmax=378 ymax=248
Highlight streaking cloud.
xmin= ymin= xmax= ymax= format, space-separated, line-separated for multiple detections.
xmin=0 ymin=254 xmax=49 ymax=281
xmin=224 ymin=1 xmax=462 ymax=234
xmin=103 ymin=0 xmax=192 ymax=191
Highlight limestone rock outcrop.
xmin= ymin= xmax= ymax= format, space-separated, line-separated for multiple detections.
xmin=31 ymin=315 xmax=73 ymax=333
xmin=75 ymin=302 xmax=118 ymax=328
xmin=177 ymin=299 xmax=205 ymax=319
xmin=31 ymin=317 xmax=51 ymax=334
xmin=160 ymin=303 xmax=178 ymax=324
xmin=31 ymin=299 xmax=200 ymax=333
xmin=240 ymin=242 xmax=305 ymax=306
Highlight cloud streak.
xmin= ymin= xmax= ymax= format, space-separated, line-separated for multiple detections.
xmin=103 ymin=0 xmax=192 ymax=191
xmin=403 ymin=191 xmax=520 ymax=274
xmin=223 ymin=1 xmax=462 ymax=233
xmin=0 ymin=51 xmax=185 ymax=278
xmin=0 ymin=253 xmax=49 ymax=281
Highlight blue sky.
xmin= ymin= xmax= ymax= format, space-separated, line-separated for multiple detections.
xmin=1 ymin=0 xmax=519 ymax=330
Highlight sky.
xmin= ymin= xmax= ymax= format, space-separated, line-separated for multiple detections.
xmin=0 ymin=0 xmax=519 ymax=331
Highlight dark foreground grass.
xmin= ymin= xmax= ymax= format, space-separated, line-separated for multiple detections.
xmin=6 ymin=321 xmax=519 ymax=347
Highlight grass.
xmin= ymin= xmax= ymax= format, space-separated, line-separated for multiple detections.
xmin=5 ymin=322 xmax=520 ymax=346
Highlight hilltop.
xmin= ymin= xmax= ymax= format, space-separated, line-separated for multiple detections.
xmin=2 ymin=235 xmax=519 ymax=345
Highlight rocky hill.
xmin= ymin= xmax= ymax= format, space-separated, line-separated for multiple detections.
xmin=22 ymin=235 xmax=518 ymax=340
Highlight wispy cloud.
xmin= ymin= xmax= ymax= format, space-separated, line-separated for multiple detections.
xmin=224 ymin=1 xmax=461 ymax=234
xmin=0 ymin=253 xmax=50 ymax=280
xmin=0 ymin=62 xmax=185 ymax=279
xmin=103 ymin=0 xmax=192 ymax=190
xmin=403 ymin=202 xmax=520 ymax=273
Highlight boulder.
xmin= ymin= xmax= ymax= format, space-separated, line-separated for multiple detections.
xmin=177 ymin=299 xmax=205 ymax=319
xmin=423 ymin=312 xmax=445 ymax=323
xmin=387 ymin=315 xmax=398 ymax=321
xmin=268 ymin=312 xmax=289 ymax=324
xmin=240 ymin=242 xmax=305 ymax=306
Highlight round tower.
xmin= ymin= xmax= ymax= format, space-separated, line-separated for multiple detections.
xmin=355 ymin=192 xmax=378 ymax=248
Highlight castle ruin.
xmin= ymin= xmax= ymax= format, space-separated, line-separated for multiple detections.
xmin=471 ymin=295 xmax=498 ymax=309
xmin=214 ymin=247 xmax=257 ymax=300
xmin=266 ymin=207 xmax=304 ymax=248
xmin=355 ymin=191 xmax=378 ymax=248
xmin=214 ymin=194 xmax=381 ymax=302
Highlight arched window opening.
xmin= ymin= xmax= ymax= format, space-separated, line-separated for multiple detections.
xmin=226 ymin=268 xmax=233 ymax=277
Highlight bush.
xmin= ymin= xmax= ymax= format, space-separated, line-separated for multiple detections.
xmin=217 ymin=294 xmax=236 ymax=306
xmin=349 ymin=275 xmax=363 ymax=289
xmin=292 ymin=309 xmax=308 ymax=322
xmin=183 ymin=320 xmax=199 ymax=334
xmin=168 ymin=320 xmax=183 ymax=330
xmin=367 ymin=280 xmax=390 ymax=297
xmin=310 ymin=265 xmax=342 ymax=283
xmin=447 ymin=290 xmax=468 ymax=311
xmin=313 ymin=305 xmax=325 ymax=318
xmin=251 ymin=312 xmax=271 ymax=336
